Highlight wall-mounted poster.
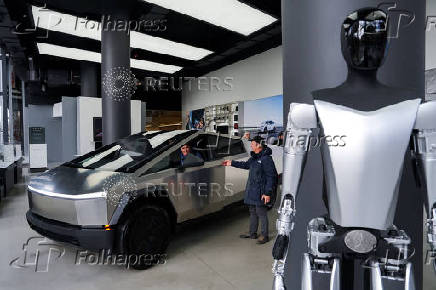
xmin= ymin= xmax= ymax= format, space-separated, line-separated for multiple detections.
xmin=186 ymin=108 xmax=205 ymax=130
xmin=240 ymin=95 xmax=284 ymax=145
xmin=426 ymin=69 xmax=436 ymax=101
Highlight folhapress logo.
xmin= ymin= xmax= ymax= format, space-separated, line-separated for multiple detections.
xmin=9 ymin=237 xmax=65 ymax=272
xmin=377 ymin=2 xmax=415 ymax=39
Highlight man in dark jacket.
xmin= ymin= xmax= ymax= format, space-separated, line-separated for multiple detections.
xmin=222 ymin=136 xmax=278 ymax=244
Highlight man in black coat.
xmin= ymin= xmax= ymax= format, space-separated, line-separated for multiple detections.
xmin=223 ymin=136 xmax=278 ymax=244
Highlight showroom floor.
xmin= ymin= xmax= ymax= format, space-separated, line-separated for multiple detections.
xmin=0 ymin=168 xmax=279 ymax=290
xmin=2 ymin=168 xmax=436 ymax=290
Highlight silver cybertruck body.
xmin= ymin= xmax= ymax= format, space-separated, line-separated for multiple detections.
xmin=26 ymin=130 xmax=253 ymax=253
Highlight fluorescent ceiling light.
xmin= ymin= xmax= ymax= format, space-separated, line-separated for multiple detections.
xmin=142 ymin=0 xmax=277 ymax=36
xmin=37 ymin=43 xmax=182 ymax=74
xmin=32 ymin=6 xmax=213 ymax=60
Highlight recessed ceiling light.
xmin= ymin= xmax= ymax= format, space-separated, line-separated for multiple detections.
xmin=32 ymin=6 xmax=213 ymax=60
xmin=142 ymin=0 xmax=277 ymax=36
xmin=37 ymin=43 xmax=182 ymax=74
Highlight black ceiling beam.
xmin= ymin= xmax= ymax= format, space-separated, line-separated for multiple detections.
xmin=238 ymin=0 xmax=281 ymax=19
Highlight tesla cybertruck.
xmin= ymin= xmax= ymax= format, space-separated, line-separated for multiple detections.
xmin=26 ymin=130 xmax=263 ymax=269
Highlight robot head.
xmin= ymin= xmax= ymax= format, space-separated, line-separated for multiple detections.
xmin=341 ymin=8 xmax=389 ymax=70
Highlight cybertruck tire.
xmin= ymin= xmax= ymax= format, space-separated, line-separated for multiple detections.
xmin=123 ymin=205 xmax=171 ymax=270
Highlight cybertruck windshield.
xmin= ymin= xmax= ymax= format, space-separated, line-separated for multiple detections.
xmin=64 ymin=130 xmax=196 ymax=173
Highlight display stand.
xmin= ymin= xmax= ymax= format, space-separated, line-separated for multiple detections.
xmin=29 ymin=127 xmax=47 ymax=172
xmin=0 ymin=161 xmax=15 ymax=197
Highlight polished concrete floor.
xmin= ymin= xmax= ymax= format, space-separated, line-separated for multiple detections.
xmin=0 ymin=171 xmax=278 ymax=290
xmin=1 ymin=170 xmax=436 ymax=290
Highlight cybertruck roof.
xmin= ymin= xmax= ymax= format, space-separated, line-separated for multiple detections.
xmin=64 ymin=130 xmax=196 ymax=173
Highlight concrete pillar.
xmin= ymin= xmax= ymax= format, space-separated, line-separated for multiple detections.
xmin=22 ymin=80 xmax=28 ymax=159
xmin=8 ymin=58 xmax=13 ymax=144
xmin=101 ymin=10 xmax=131 ymax=145
xmin=0 ymin=49 xmax=8 ymax=145
xmin=281 ymin=0 xmax=425 ymax=289
xmin=80 ymin=62 xmax=98 ymax=97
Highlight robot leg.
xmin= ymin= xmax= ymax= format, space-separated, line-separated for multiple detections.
xmin=330 ymin=258 xmax=341 ymax=290
xmin=369 ymin=260 xmax=383 ymax=290
xmin=301 ymin=254 xmax=341 ymax=290
xmin=301 ymin=253 xmax=313 ymax=290
xmin=404 ymin=263 xmax=415 ymax=290
xmin=367 ymin=228 xmax=415 ymax=290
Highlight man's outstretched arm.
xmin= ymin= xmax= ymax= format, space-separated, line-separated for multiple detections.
xmin=222 ymin=159 xmax=251 ymax=169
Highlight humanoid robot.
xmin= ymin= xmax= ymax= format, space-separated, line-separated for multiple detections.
xmin=271 ymin=7 xmax=436 ymax=290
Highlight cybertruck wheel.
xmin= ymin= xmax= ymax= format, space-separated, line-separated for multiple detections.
xmin=123 ymin=205 xmax=171 ymax=270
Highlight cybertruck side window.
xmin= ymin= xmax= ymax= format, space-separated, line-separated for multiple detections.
xmin=213 ymin=136 xmax=246 ymax=159
xmin=144 ymin=135 xmax=213 ymax=174
xmin=145 ymin=155 xmax=171 ymax=174
xmin=64 ymin=130 xmax=196 ymax=173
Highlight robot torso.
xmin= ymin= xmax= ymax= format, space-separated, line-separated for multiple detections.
xmin=313 ymin=99 xmax=422 ymax=230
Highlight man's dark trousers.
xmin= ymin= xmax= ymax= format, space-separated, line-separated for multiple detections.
xmin=249 ymin=205 xmax=268 ymax=237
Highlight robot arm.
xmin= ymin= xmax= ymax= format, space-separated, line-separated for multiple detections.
xmin=412 ymin=101 xmax=436 ymax=267
xmin=272 ymin=103 xmax=318 ymax=290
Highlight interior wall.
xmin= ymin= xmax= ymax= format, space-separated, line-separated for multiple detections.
xmin=182 ymin=46 xmax=282 ymax=123
xmin=28 ymin=105 xmax=62 ymax=163
xmin=61 ymin=97 xmax=77 ymax=162
xmin=76 ymin=97 xmax=143 ymax=156
xmin=76 ymin=97 xmax=101 ymax=156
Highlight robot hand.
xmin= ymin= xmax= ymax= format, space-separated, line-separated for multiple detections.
xmin=412 ymin=123 xmax=436 ymax=274
xmin=427 ymin=208 xmax=436 ymax=273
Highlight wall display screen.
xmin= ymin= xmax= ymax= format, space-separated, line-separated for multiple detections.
xmin=93 ymin=117 xmax=103 ymax=150
xmin=187 ymin=109 xmax=205 ymax=130
xmin=240 ymin=95 xmax=284 ymax=144
xmin=93 ymin=117 xmax=102 ymax=142
xmin=29 ymin=127 xmax=45 ymax=144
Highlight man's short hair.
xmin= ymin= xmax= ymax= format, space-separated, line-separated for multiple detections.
xmin=249 ymin=135 xmax=265 ymax=146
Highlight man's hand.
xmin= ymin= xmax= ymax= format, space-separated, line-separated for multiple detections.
xmin=222 ymin=160 xmax=232 ymax=166
xmin=261 ymin=195 xmax=271 ymax=205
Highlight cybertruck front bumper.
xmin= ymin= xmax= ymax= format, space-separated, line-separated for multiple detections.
xmin=26 ymin=210 xmax=115 ymax=251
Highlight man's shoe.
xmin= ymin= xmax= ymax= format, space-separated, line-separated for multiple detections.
xmin=256 ymin=235 xmax=269 ymax=244
xmin=239 ymin=233 xmax=258 ymax=239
